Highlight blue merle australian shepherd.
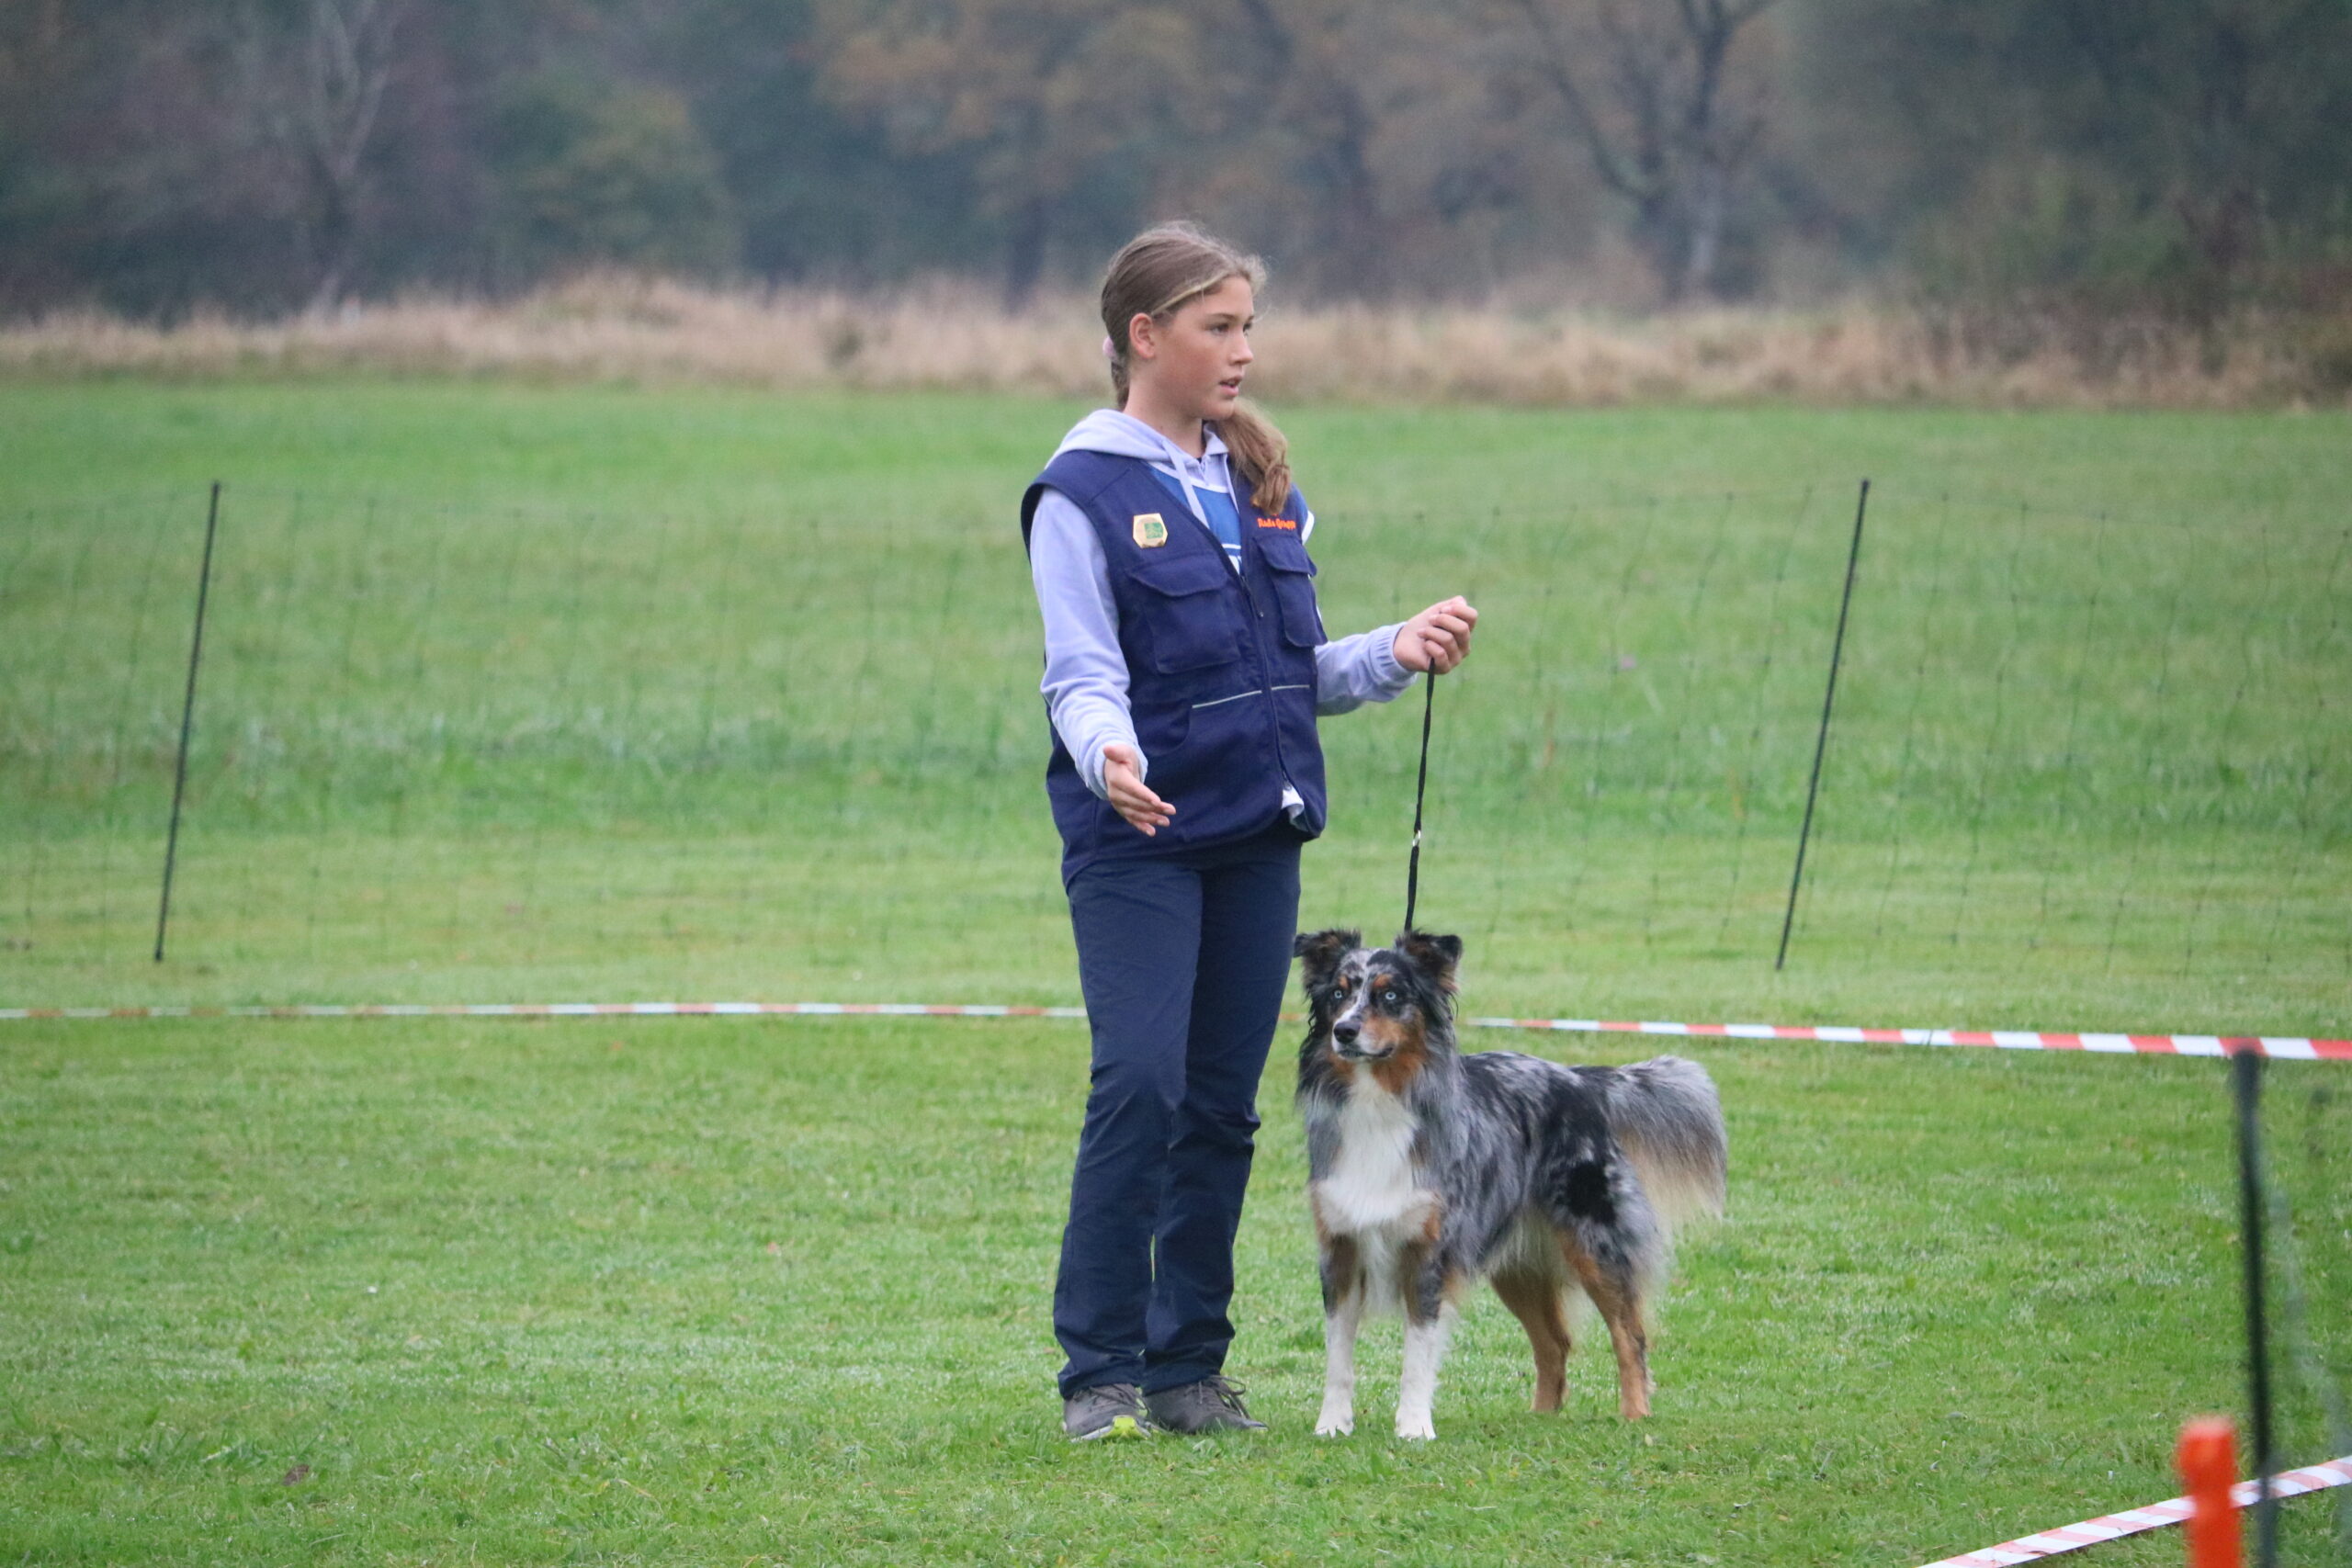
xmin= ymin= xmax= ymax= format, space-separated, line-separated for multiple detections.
xmin=1292 ymin=929 xmax=1727 ymax=1439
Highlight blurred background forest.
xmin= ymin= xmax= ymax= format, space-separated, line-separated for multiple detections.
xmin=4 ymin=0 xmax=2350 ymax=395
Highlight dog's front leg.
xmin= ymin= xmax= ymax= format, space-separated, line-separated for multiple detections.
xmin=1396 ymin=1309 xmax=1455 ymax=1440
xmin=1396 ymin=1236 xmax=1455 ymax=1441
xmin=1316 ymin=1234 xmax=1363 ymax=1437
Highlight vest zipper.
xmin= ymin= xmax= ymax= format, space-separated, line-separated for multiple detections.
xmin=1235 ymin=507 xmax=1299 ymax=801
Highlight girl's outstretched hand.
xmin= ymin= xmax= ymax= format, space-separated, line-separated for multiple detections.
xmin=1101 ymin=742 xmax=1176 ymax=836
xmin=1394 ymin=596 xmax=1478 ymax=673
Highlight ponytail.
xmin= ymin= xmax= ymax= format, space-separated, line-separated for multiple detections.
xmin=1210 ymin=401 xmax=1293 ymax=516
xmin=1100 ymin=221 xmax=1295 ymax=515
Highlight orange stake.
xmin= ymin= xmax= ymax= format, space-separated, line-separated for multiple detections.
xmin=2178 ymin=1416 xmax=2241 ymax=1568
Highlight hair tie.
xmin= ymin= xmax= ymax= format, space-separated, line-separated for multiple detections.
xmin=1101 ymin=335 xmax=1118 ymax=362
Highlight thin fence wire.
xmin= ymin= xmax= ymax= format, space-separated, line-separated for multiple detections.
xmin=0 ymin=481 xmax=2345 ymax=1021
xmin=1792 ymin=489 xmax=2351 ymax=994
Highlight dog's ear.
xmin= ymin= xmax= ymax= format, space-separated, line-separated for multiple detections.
xmin=1293 ymin=928 xmax=1360 ymax=990
xmin=1394 ymin=929 xmax=1464 ymax=993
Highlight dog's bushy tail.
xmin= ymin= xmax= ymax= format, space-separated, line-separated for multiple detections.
xmin=1607 ymin=1055 xmax=1728 ymax=1237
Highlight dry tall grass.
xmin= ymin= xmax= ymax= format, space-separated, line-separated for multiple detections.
xmin=5 ymin=273 xmax=2345 ymax=407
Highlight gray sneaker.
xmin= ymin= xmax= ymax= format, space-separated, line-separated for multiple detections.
xmin=1144 ymin=1376 xmax=1267 ymax=1434
xmin=1063 ymin=1382 xmax=1156 ymax=1441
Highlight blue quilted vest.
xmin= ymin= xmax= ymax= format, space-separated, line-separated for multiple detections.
xmin=1021 ymin=449 xmax=1329 ymax=879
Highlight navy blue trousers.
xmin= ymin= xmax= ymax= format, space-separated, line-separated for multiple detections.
xmin=1054 ymin=822 xmax=1303 ymax=1397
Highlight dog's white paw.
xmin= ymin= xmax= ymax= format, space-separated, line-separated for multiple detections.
xmin=1315 ymin=1407 xmax=1354 ymax=1438
xmin=1395 ymin=1414 xmax=1436 ymax=1441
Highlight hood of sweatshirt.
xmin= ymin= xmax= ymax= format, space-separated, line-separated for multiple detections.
xmin=1048 ymin=408 xmax=1233 ymax=531
xmin=1047 ymin=407 xmax=1227 ymax=467
xmin=1046 ymin=407 xmax=1317 ymax=544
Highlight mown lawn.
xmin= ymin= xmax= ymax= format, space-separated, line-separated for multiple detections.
xmin=2 ymin=381 xmax=2348 ymax=1562
xmin=4 ymin=384 xmax=2346 ymax=1028
xmin=2 ymin=1015 xmax=2347 ymax=1567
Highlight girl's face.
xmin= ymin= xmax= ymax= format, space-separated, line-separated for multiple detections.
xmin=1130 ymin=275 xmax=1256 ymax=423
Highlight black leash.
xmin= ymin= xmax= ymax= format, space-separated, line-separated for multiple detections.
xmin=1402 ymin=666 xmax=1437 ymax=934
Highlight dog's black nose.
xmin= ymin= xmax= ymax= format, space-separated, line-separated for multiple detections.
xmin=1333 ymin=1019 xmax=1359 ymax=1046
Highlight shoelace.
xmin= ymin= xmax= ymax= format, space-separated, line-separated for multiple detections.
xmin=1084 ymin=1383 xmax=1142 ymax=1406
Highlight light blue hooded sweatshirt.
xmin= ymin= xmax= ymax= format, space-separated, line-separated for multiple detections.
xmin=1027 ymin=408 xmax=1417 ymax=805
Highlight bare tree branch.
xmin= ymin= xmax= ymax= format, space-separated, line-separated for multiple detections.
xmin=1509 ymin=0 xmax=1784 ymax=300
xmin=239 ymin=0 xmax=405 ymax=310
xmin=1509 ymin=0 xmax=1649 ymax=201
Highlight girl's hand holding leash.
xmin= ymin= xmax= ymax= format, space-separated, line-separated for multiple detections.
xmin=1395 ymin=596 xmax=1478 ymax=673
xmin=1104 ymin=598 xmax=1474 ymax=836
xmin=1102 ymin=742 xmax=1175 ymax=836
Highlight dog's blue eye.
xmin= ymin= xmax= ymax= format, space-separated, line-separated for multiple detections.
xmin=1382 ymin=990 xmax=1398 ymax=1005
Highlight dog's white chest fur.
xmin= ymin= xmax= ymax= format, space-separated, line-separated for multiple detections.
xmin=1315 ymin=1077 xmax=1433 ymax=1237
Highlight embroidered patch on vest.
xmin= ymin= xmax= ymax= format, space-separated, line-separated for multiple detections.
xmin=1132 ymin=513 xmax=1168 ymax=547
xmin=1256 ymin=517 xmax=1299 ymax=530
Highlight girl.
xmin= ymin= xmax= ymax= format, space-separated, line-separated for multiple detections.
xmin=1022 ymin=222 xmax=1476 ymax=1439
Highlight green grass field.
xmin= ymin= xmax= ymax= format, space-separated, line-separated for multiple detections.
xmin=5 ymin=385 xmax=2346 ymax=1028
xmin=4 ymin=1018 xmax=2349 ymax=1566
xmin=3 ymin=382 xmax=2350 ymax=1563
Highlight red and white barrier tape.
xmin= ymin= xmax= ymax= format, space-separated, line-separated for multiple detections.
xmin=0 ymin=1002 xmax=2345 ymax=1059
xmin=0 ymin=1001 xmax=1087 ymax=1021
xmin=1917 ymin=1454 xmax=2352 ymax=1567
xmin=1462 ymin=1017 xmax=2352 ymax=1062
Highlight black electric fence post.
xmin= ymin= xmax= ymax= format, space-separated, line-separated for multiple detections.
xmin=154 ymin=481 xmax=221 ymax=963
xmin=2232 ymin=1043 xmax=2279 ymax=1568
xmin=1776 ymin=479 xmax=1870 ymax=971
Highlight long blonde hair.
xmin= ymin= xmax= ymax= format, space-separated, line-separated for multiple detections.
xmin=1100 ymin=221 xmax=1295 ymax=515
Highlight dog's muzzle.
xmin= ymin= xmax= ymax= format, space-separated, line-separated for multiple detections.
xmin=1330 ymin=1019 xmax=1389 ymax=1061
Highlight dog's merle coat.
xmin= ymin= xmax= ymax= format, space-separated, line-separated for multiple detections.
xmin=1293 ymin=928 xmax=1726 ymax=1438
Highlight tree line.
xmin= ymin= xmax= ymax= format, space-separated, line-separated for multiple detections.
xmin=4 ymin=0 xmax=2347 ymax=321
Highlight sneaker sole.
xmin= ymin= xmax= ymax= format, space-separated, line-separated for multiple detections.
xmin=1148 ymin=1416 xmax=1268 ymax=1435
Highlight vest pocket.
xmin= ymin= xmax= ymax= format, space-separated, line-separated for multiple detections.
xmin=1128 ymin=552 xmax=1244 ymax=672
xmin=1255 ymin=535 xmax=1325 ymax=649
